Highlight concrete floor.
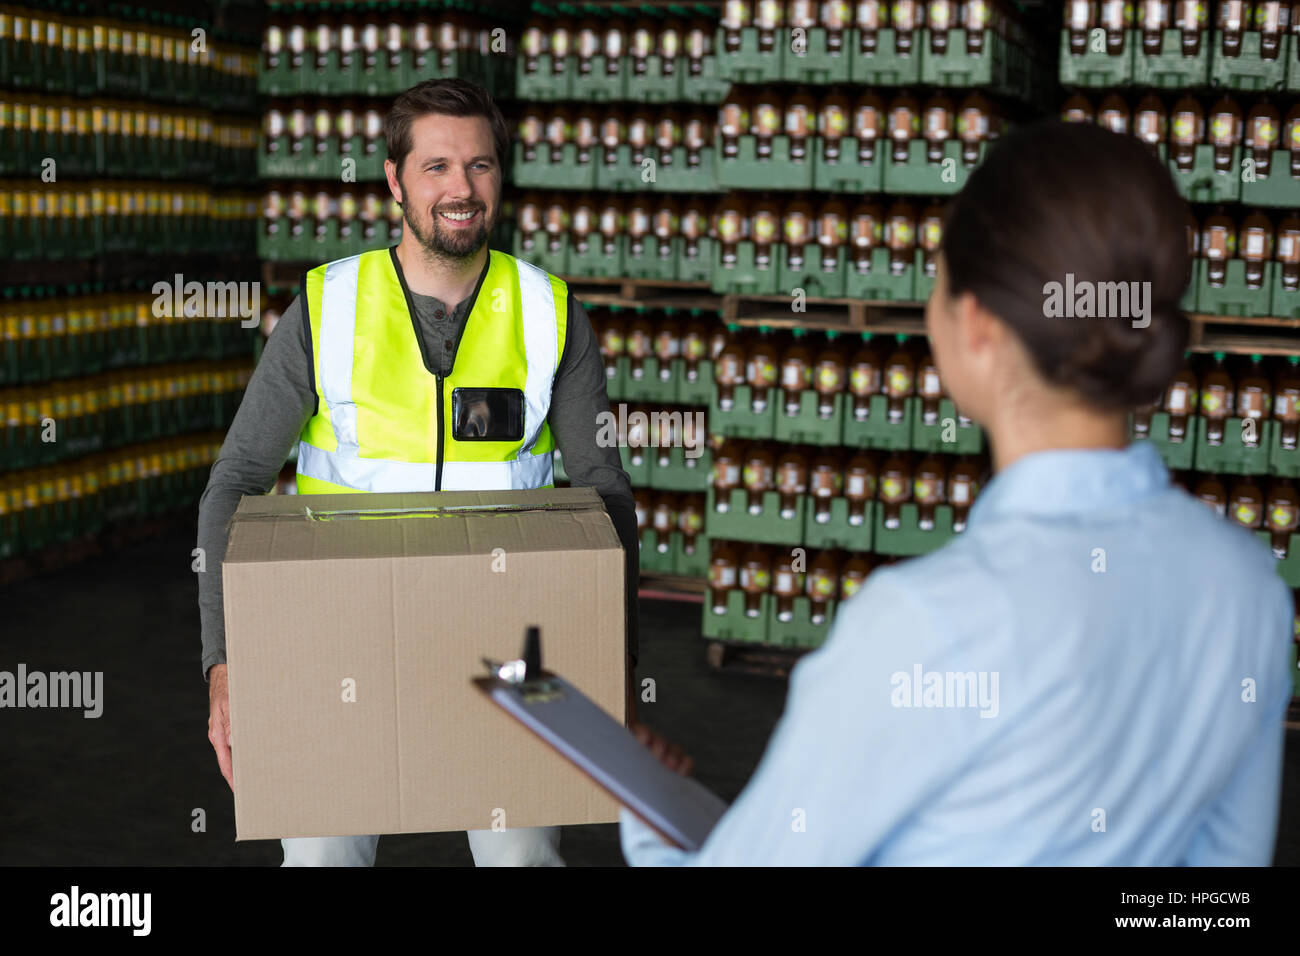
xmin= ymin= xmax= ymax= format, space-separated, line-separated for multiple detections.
xmin=1 ymin=526 xmax=1296 ymax=866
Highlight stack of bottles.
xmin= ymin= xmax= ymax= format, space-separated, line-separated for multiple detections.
xmin=261 ymin=0 xmax=513 ymax=98
xmin=0 ymin=93 xmax=258 ymax=180
xmin=0 ymin=0 xmax=259 ymax=107
xmin=516 ymin=5 xmax=730 ymax=103
xmin=0 ymin=432 xmax=227 ymax=562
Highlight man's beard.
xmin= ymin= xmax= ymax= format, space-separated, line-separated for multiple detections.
xmin=404 ymin=198 xmax=493 ymax=263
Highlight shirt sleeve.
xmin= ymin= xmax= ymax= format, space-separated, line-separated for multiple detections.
xmin=547 ymin=293 xmax=641 ymax=669
xmin=620 ymin=572 xmax=981 ymax=865
xmin=1182 ymin=582 xmax=1293 ymax=866
xmin=197 ymin=294 xmax=317 ymax=681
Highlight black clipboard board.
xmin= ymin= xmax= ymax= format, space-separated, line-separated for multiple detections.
xmin=472 ymin=628 xmax=728 ymax=852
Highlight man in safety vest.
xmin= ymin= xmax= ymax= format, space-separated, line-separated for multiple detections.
xmin=197 ymin=78 xmax=641 ymax=866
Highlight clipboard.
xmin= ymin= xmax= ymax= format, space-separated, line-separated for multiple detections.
xmin=472 ymin=627 xmax=729 ymax=852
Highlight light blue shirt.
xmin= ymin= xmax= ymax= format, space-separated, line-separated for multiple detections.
xmin=621 ymin=441 xmax=1293 ymax=865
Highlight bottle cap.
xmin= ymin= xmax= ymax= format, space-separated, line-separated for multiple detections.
xmin=1214 ymin=350 xmax=1227 ymax=361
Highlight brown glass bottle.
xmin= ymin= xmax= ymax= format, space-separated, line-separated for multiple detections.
xmin=1097 ymin=92 xmax=1131 ymax=137
xmin=914 ymin=454 xmax=947 ymax=531
xmin=747 ymin=324 xmax=779 ymax=413
xmin=1237 ymin=354 xmax=1272 ymax=447
xmin=783 ymin=195 xmax=814 ymax=272
xmin=819 ymin=89 xmax=851 ymax=163
xmin=681 ymin=314 xmax=709 ymax=384
xmin=1202 ymin=211 xmax=1236 ymax=287
xmin=883 ymin=334 xmax=915 ymax=425
xmin=1245 ymin=102 xmax=1281 ymax=177
xmin=751 ymin=194 xmax=781 ymax=271
xmin=922 ymin=94 xmax=955 ymax=164
xmin=1219 ymin=0 xmax=1247 ymax=57
xmin=808 ymin=450 xmax=842 ymax=524
xmin=1266 ymin=479 xmax=1299 ymax=558
xmin=856 ymin=0 xmax=884 ymax=54
xmin=712 ymin=439 xmax=743 ymax=511
xmin=1174 ymin=0 xmax=1208 ymax=55
xmin=708 ymin=540 xmax=739 ymax=614
xmin=853 ymin=90 xmax=885 ymax=164
xmin=1201 ymin=351 xmax=1235 ymax=445
xmin=1278 ymin=215 xmax=1300 ymax=293
xmin=844 ymin=450 xmax=877 ymax=526
xmin=917 ymin=346 xmax=943 ymax=425
xmin=1275 ymin=355 xmax=1300 ymax=449
xmin=779 ymin=328 xmax=813 ymax=416
xmin=775 ymin=446 xmax=809 ymax=520
xmin=1062 ymin=92 xmax=1095 ymax=125
xmin=1066 ymin=1 xmax=1096 ymax=54
xmin=678 ymin=494 xmax=704 ymax=555
xmin=742 ymin=442 xmax=776 ymax=514
xmin=813 ymin=330 xmax=847 ymax=419
xmin=806 ymin=549 xmax=841 ymax=625
xmin=1163 ymin=356 xmax=1199 ymax=442
xmin=771 ymin=549 xmax=805 ymax=623
xmin=715 ymin=323 xmax=747 ymax=411
xmin=786 ymin=87 xmax=816 ymax=163
xmin=719 ymin=87 xmax=751 ymax=161
xmin=739 ymin=545 xmax=772 ymax=618
xmin=1208 ymin=95 xmax=1243 ymax=174
xmin=1140 ymin=0 xmax=1171 ymax=53
xmin=887 ymin=92 xmax=920 ymax=164
xmin=1194 ymin=473 xmax=1228 ymax=517
xmin=1134 ymin=94 xmax=1169 ymax=155
xmin=850 ymin=200 xmax=883 ymax=274
xmin=817 ymin=196 xmax=848 ymax=273
xmin=752 ymin=88 xmax=783 ymax=161
xmin=1101 ymin=0 xmax=1132 ymax=54
xmin=947 ymin=456 xmax=980 ymax=532
xmin=879 ymin=452 xmax=913 ymax=529
xmin=919 ymin=204 xmax=943 ymax=278
xmin=1240 ymin=213 xmax=1274 ymax=289
xmin=849 ymin=332 xmax=882 ymax=421
xmin=1228 ymin=475 xmax=1264 ymax=529
xmin=651 ymin=492 xmax=677 ymax=554
xmin=885 ymin=201 xmax=916 ymax=276
xmin=1170 ymin=96 xmax=1205 ymax=173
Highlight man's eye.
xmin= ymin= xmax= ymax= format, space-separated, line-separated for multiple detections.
xmin=430 ymin=164 xmax=446 ymax=172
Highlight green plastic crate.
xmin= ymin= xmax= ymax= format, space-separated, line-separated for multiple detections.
xmin=566 ymin=234 xmax=625 ymax=279
xmin=715 ymin=135 xmax=815 ymax=190
xmin=911 ymin=398 xmax=983 ymax=454
xmin=813 ymin=136 xmax=884 ymax=193
xmin=650 ymin=146 xmax=721 ymax=193
xmin=571 ymin=55 xmax=627 ymax=101
xmin=921 ymin=27 xmax=1021 ymax=91
xmin=1168 ymin=144 xmax=1243 ymax=203
xmin=783 ymin=27 xmax=853 ymax=84
xmin=773 ymin=388 xmax=845 ymax=446
xmin=680 ymin=55 xmax=732 ymax=103
xmin=803 ymin=497 xmax=874 ymax=552
xmin=648 ymin=443 xmax=711 ymax=493
xmin=715 ymin=26 xmax=783 ymax=83
xmin=874 ymin=502 xmax=956 ymax=557
xmin=512 ymin=142 xmax=597 ymax=189
xmin=705 ymin=487 xmax=806 ymax=547
xmin=711 ymin=383 xmax=776 ymax=439
xmin=515 ymin=55 xmax=572 ymax=100
xmin=844 ymin=247 xmax=916 ymax=302
xmin=849 ymin=28 xmax=922 ymax=84
xmin=768 ymin=594 xmax=836 ymax=649
xmin=883 ymin=138 xmax=983 ymax=195
xmin=511 ymin=232 xmax=568 ymax=278
xmin=778 ymin=244 xmax=846 ymax=299
xmin=710 ymin=242 xmax=780 ymax=296
xmin=594 ymin=144 xmax=647 ymax=192
xmin=678 ymin=239 xmax=717 ymax=283
xmin=1058 ymin=28 xmax=1136 ymax=87
xmin=1198 ymin=258 xmax=1274 ymax=318
xmin=630 ymin=55 xmax=681 ymax=102
xmin=842 ymin=394 xmax=914 ymax=451
xmin=1134 ymin=411 xmax=1197 ymax=470
xmin=1210 ymin=30 xmax=1288 ymax=89
xmin=1133 ymin=27 xmax=1211 ymax=87
xmin=701 ymin=587 xmax=771 ymax=643
xmin=1239 ymin=150 xmax=1300 ymax=208
xmin=1194 ymin=415 xmax=1273 ymax=474
xmin=1272 ymin=270 xmax=1300 ymax=319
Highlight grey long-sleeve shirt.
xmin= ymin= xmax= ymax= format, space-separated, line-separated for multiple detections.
xmin=197 ymin=253 xmax=640 ymax=680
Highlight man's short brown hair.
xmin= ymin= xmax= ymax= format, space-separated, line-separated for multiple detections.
xmin=385 ymin=78 xmax=510 ymax=178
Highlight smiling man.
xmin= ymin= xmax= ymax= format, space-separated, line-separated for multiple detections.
xmin=196 ymin=79 xmax=641 ymax=867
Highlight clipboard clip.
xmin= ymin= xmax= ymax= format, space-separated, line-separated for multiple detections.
xmin=482 ymin=626 xmax=567 ymax=703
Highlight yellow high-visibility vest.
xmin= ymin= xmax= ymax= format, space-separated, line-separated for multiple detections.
xmin=295 ymin=247 xmax=568 ymax=494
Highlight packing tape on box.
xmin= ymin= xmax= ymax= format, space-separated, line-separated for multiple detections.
xmin=297 ymin=502 xmax=596 ymax=522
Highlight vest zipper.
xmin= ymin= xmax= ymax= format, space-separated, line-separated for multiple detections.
xmin=435 ymin=374 xmax=445 ymax=491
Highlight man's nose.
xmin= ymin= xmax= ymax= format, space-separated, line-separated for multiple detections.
xmin=443 ymin=165 xmax=473 ymax=200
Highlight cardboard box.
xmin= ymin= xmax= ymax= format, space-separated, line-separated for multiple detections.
xmin=223 ymin=486 xmax=626 ymax=841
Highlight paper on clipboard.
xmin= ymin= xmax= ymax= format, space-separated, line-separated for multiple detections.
xmin=473 ymin=671 xmax=728 ymax=852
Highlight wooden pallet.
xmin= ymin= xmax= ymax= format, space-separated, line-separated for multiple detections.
xmin=722 ymin=293 xmax=927 ymax=336
xmin=562 ymin=275 xmax=718 ymax=311
xmin=705 ymin=639 xmax=809 ymax=679
xmin=638 ymin=572 xmax=707 ymax=603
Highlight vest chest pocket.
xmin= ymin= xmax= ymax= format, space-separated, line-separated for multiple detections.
xmin=451 ymin=387 xmax=525 ymax=441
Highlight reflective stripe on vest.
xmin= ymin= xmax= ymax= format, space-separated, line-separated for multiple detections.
xmin=295 ymin=248 xmax=567 ymax=494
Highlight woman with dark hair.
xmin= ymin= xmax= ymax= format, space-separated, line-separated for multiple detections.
xmin=621 ymin=121 xmax=1293 ymax=866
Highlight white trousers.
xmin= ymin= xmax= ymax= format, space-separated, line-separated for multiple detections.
xmin=280 ymin=826 xmax=564 ymax=867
